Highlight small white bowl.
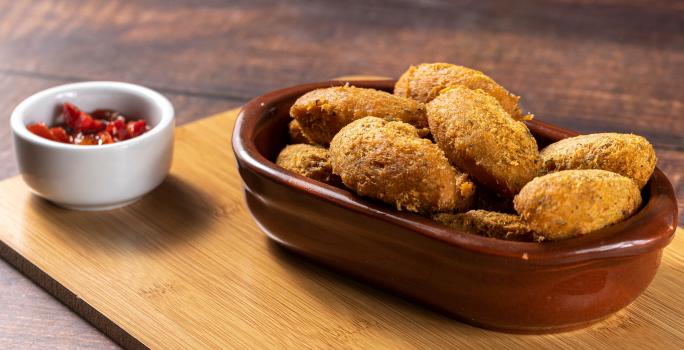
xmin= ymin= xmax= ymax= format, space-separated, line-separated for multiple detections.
xmin=11 ymin=81 xmax=174 ymax=211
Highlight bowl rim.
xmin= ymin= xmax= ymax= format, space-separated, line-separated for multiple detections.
xmin=232 ymin=79 xmax=679 ymax=265
xmin=10 ymin=81 xmax=175 ymax=150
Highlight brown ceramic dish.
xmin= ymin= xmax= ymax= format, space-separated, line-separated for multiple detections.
xmin=232 ymin=80 xmax=678 ymax=333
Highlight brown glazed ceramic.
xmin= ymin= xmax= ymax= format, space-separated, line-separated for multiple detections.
xmin=231 ymin=80 xmax=678 ymax=333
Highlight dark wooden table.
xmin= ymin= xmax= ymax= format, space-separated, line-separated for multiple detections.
xmin=0 ymin=0 xmax=682 ymax=348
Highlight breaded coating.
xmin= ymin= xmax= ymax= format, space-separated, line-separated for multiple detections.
xmin=394 ymin=63 xmax=523 ymax=119
xmin=276 ymin=144 xmax=339 ymax=185
xmin=427 ymin=86 xmax=540 ymax=197
xmin=288 ymin=119 xmax=316 ymax=145
xmin=540 ymin=133 xmax=656 ymax=189
xmin=329 ymin=117 xmax=475 ymax=213
xmin=514 ymin=170 xmax=642 ymax=241
xmin=290 ymin=85 xmax=429 ymax=145
xmin=433 ymin=210 xmax=534 ymax=241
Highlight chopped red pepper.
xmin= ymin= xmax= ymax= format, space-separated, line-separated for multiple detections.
xmin=49 ymin=127 xmax=69 ymax=143
xmin=127 ymin=120 xmax=147 ymax=138
xmin=97 ymin=131 xmax=114 ymax=144
xmin=91 ymin=109 xmax=121 ymax=121
xmin=82 ymin=116 xmax=105 ymax=132
xmin=77 ymin=134 xmax=99 ymax=145
xmin=27 ymin=123 xmax=54 ymax=140
xmin=106 ymin=117 xmax=129 ymax=141
xmin=62 ymin=102 xmax=81 ymax=130
xmin=27 ymin=103 xmax=149 ymax=145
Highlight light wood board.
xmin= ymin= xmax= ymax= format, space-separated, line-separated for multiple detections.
xmin=0 ymin=109 xmax=682 ymax=349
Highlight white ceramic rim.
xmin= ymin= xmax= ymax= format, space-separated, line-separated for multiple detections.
xmin=10 ymin=81 xmax=174 ymax=151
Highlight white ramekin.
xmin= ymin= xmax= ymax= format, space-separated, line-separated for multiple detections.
xmin=11 ymin=81 xmax=174 ymax=211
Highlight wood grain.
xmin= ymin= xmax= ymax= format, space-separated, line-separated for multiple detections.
xmin=0 ymin=0 xmax=682 ymax=347
xmin=0 ymin=74 xmax=239 ymax=349
xmin=0 ymin=258 xmax=120 ymax=349
xmin=0 ymin=109 xmax=682 ymax=349
xmin=0 ymin=0 xmax=681 ymax=217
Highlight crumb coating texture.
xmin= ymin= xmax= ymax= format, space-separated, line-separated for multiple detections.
xmin=329 ymin=117 xmax=474 ymax=213
xmin=291 ymin=85 xmax=428 ymax=145
xmin=514 ymin=169 xmax=642 ymax=240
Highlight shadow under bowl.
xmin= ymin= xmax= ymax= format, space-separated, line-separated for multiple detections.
xmin=231 ymin=79 xmax=678 ymax=333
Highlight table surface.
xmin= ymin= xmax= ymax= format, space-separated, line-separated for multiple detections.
xmin=0 ymin=1 xmax=682 ymax=348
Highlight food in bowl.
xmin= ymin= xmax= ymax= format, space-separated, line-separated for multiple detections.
xmin=329 ymin=116 xmax=474 ymax=213
xmin=26 ymin=102 xmax=149 ymax=145
xmin=290 ymin=85 xmax=428 ymax=145
xmin=273 ymin=62 xmax=659 ymax=242
xmin=427 ymin=86 xmax=540 ymax=197
xmin=432 ymin=209 xmax=534 ymax=241
xmin=234 ymin=78 xmax=677 ymax=333
xmin=539 ymin=133 xmax=656 ymax=189
xmin=275 ymin=144 xmax=339 ymax=185
xmin=514 ymin=169 xmax=643 ymax=240
xmin=11 ymin=81 xmax=174 ymax=211
xmin=394 ymin=62 xmax=526 ymax=120
xmin=287 ymin=120 xmax=315 ymax=145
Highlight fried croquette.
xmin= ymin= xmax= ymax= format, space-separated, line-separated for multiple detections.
xmin=514 ymin=169 xmax=642 ymax=241
xmin=394 ymin=63 xmax=523 ymax=119
xmin=329 ymin=117 xmax=475 ymax=213
xmin=290 ymin=85 xmax=429 ymax=145
xmin=433 ymin=210 xmax=534 ymax=241
xmin=427 ymin=86 xmax=540 ymax=197
xmin=288 ymin=119 xmax=316 ymax=145
xmin=276 ymin=144 xmax=339 ymax=185
xmin=540 ymin=133 xmax=656 ymax=189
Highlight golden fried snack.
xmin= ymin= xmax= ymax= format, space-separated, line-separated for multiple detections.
xmin=290 ymin=85 xmax=428 ymax=145
xmin=394 ymin=63 xmax=523 ymax=119
xmin=433 ymin=210 xmax=534 ymax=241
xmin=540 ymin=133 xmax=656 ymax=189
xmin=514 ymin=170 xmax=642 ymax=241
xmin=288 ymin=119 xmax=316 ymax=145
xmin=276 ymin=144 xmax=339 ymax=185
xmin=329 ymin=117 xmax=475 ymax=213
xmin=427 ymin=86 xmax=540 ymax=197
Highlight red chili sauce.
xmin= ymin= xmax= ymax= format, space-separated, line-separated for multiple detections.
xmin=27 ymin=103 xmax=149 ymax=145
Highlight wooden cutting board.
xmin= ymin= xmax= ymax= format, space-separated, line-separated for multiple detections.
xmin=0 ymin=108 xmax=682 ymax=349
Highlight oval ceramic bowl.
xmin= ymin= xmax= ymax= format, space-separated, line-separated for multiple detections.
xmin=232 ymin=80 xmax=678 ymax=333
xmin=11 ymin=81 xmax=175 ymax=211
